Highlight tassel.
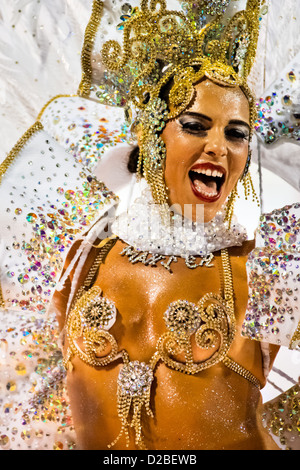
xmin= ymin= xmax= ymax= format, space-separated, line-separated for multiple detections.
xmin=109 ymin=361 xmax=154 ymax=449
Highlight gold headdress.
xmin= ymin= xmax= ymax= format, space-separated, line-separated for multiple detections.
xmin=81 ymin=0 xmax=264 ymax=208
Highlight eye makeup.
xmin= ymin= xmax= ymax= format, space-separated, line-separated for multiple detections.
xmin=178 ymin=112 xmax=210 ymax=135
xmin=225 ymin=127 xmax=249 ymax=141
xmin=178 ymin=112 xmax=250 ymax=141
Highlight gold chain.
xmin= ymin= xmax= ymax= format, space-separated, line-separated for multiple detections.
xmin=220 ymin=248 xmax=235 ymax=307
xmin=290 ymin=320 xmax=300 ymax=350
xmin=0 ymin=282 xmax=5 ymax=309
xmin=64 ymin=241 xmax=261 ymax=449
xmin=220 ymin=248 xmax=261 ymax=389
xmin=0 ymin=121 xmax=43 ymax=184
xmin=223 ymin=356 xmax=261 ymax=389
xmin=36 ymin=94 xmax=77 ymax=121
xmin=78 ymin=0 xmax=104 ymax=97
xmin=69 ymin=236 xmax=118 ymax=312
xmin=64 ymin=241 xmax=260 ymax=388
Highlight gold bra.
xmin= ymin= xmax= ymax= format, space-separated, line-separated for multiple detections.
xmin=63 ymin=236 xmax=261 ymax=449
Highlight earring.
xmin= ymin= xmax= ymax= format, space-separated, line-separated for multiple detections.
xmin=240 ymin=150 xmax=251 ymax=180
xmin=240 ymin=150 xmax=260 ymax=206
xmin=225 ymin=150 xmax=260 ymax=229
xmin=137 ymin=97 xmax=169 ymax=206
xmin=224 ymin=182 xmax=238 ymax=229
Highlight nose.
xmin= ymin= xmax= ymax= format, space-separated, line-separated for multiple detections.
xmin=203 ymin=128 xmax=227 ymax=159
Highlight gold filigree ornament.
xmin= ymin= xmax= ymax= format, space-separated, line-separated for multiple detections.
xmin=109 ymin=359 xmax=155 ymax=449
xmin=63 ymin=286 xmax=118 ymax=370
xmin=157 ymin=292 xmax=236 ymax=374
xmin=100 ymin=0 xmax=263 ymax=206
xmin=63 ymin=246 xmax=261 ymax=449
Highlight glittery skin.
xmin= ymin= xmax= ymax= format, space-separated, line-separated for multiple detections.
xmin=60 ymin=239 xmax=279 ymax=450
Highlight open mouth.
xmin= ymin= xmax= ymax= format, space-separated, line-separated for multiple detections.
xmin=189 ymin=163 xmax=226 ymax=202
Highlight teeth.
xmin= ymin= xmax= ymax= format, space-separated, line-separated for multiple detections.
xmin=192 ymin=168 xmax=223 ymax=178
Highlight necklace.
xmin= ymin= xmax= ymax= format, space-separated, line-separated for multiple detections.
xmin=119 ymin=243 xmax=214 ymax=272
xmin=111 ymin=187 xmax=248 ymax=260
xmin=63 ymin=237 xmax=261 ymax=450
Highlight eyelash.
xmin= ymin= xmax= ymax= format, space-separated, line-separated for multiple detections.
xmin=179 ymin=121 xmax=248 ymax=141
xmin=226 ymin=129 xmax=248 ymax=141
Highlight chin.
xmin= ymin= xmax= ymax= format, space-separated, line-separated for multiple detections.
xmin=166 ymin=179 xmax=230 ymax=224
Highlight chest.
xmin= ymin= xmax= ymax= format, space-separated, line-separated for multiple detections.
xmin=93 ymin=240 xmax=249 ymax=357
xmin=64 ymin=241 xmax=265 ymax=450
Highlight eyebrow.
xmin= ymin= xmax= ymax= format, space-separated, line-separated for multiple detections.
xmin=182 ymin=111 xmax=212 ymax=122
xmin=181 ymin=112 xmax=250 ymax=131
xmin=228 ymin=119 xmax=251 ymax=131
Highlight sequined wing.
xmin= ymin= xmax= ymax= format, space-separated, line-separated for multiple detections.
xmin=242 ymin=202 xmax=300 ymax=351
xmin=0 ymin=123 xmax=119 ymax=313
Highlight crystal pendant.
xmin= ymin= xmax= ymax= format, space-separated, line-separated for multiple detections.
xmin=109 ymin=361 xmax=154 ymax=449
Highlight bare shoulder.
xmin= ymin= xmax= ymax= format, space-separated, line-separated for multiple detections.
xmin=51 ymin=239 xmax=84 ymax=330
xmin=228 ymin=239 xmax=255 ymax=258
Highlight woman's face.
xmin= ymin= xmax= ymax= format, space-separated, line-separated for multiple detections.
xmin=162 ymin=79 xmax=250 ymax=223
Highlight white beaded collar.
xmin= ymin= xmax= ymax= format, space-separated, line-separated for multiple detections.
xmin=112 ymin=186 xmax=248 ymax=257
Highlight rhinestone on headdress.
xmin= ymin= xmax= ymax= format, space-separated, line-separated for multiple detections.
xmin=100 ymin=0 xmax=262 ymax=124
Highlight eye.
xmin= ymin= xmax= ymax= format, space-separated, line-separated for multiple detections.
xmin=179 ymin=119 xmax=207 ymax=134
xmin=225 ymin=128 xmax=249 ymax=141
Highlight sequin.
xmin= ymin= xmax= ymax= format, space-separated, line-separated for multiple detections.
xmin=243 ymin=203 xmax=300 ymax=350
xmin=255 ymin=63 xmax=300 ymax=144
xmin=0 ymin=435 xmax=10 ymax=448
xmin=282 ymin=95 xmax=292 ymax=106
xmin=288 ymin=71 xmax=296 ymax=82
xmin=262 ymin=384 xmax=300 ymax=450
xmin=53 ymin=441 xmax=64 ymax=450
xmin=15 ymin=364 xmax=27 ymax=375
xmin=6 ymin=381 xmax=17 ymax=392
xmin=18 ymin=274 xmax=29 ymax=284
xmin=26 ymin=213 xmax=37 ymax=223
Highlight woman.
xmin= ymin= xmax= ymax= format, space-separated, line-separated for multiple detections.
xmin=51 ymin=77 xmax=280 ymax=450
xmin=0 ymin=0 xmax=299 ymax=451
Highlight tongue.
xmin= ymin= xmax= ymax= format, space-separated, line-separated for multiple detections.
xmin=192 ymin=174 xmax=218 ymax=195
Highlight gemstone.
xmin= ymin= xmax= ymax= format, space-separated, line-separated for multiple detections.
xmin=6 ymin=381 xmax=16 ymax=392
xmin=26 ymin=213 xmax=37 ymax=223
xmin=118 ymin=361 xmax=153 ymax=397
xmin=287 ymin=71 xmax=296 ymax=83
xmin=81 ymin=294 xmax=117 ymax=330
xmin=164 ymin=299 xmax=200 ymax=336
xmin=282 ymin=95 xmax=292 ymax=106
xmin=53 ymin=441 xmax=64 ymax=450
xmin=0 ymin=435 xmax=9 ymax=448
xmin=15 ymin=363 xmax=26 ymax=375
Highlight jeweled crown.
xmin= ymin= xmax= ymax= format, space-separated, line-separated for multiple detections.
xmin=100 ymin=0 xmax=263 ymax=127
